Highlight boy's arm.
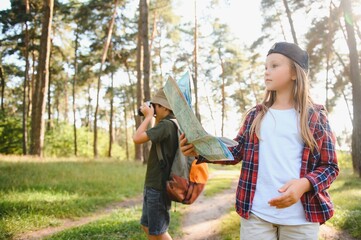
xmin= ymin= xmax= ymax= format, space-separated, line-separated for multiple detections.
xmin=133 ymin=104 xmax=154 ymax=144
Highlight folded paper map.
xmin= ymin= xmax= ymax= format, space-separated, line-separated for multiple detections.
xmin=163 ymin=72 xmax=238 ymax=161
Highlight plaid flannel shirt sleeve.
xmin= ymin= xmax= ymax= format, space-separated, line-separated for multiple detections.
xmin=304 ymin=110 xmax=339 ymax=194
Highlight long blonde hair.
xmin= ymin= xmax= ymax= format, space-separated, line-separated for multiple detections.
xmin=249 ymin=61 xmax=317 ymax=151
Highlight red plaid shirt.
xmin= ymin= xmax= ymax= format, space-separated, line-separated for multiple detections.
xmin=198 ymin=104 xmax=339 ymax=224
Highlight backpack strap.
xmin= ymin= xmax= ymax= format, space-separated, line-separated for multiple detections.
xmin=156 ymin=143 xmax=166 ymax=169
xmin=155 ymin=119 xmax=178 ymax=200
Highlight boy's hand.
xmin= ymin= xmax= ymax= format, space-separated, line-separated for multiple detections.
xmin=140 ymin=102 xmax=154 ymax=118
xmin=179 ymin=133 xmax=198 ymax=157
xmin=268 ymin=178 xmax=312 ymax=208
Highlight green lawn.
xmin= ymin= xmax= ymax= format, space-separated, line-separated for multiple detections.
xmin=0 ymin=157 xmax=145 ymax=239
xmin=47 ymin=206 xmax=182 ymax=240
xmin=327 ymin=152 xmax=361 ymax=238
xmin=203 ymin=165 xmax=239 ymax=197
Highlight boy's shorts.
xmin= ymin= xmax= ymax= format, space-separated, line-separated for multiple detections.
xmin=140 ymin=187 xmax=171 ymax=235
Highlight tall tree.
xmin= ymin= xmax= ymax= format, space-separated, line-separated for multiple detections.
xmin=22 ymin=0 xmax=30 ymax=154
xmin=135 ymin=0 xmax=144 ymax=162
xmin=72 ymin=26 xmax=79 ymax=156
xmin=0 ymin=66 xmax=4 ymax=111
xmin=30 ymin=0 xmax=54 ymax=156
xmin=281 ymin=0 xmax=298 ymax=44
xmin=107 ymin=45 xmax=115 ymax=157
xmin=140 ymin=0 xmax=151 ymax=163
xmin=193 ymin=0 xmax=200 ymax=121
xmin=93 ymin=0 xmax=118 ymax=157
xmin=342 ymin=0 xmax=361 ymax=177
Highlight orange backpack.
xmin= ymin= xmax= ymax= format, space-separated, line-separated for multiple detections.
xmin=156 ymin=119 xmax=209 ymax=204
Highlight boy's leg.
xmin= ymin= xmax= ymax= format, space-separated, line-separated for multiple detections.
xmin=240 ymin=213 xmax=278 ymax=240
xmin=141 ymin=187 xmax=171 ymax=239
xmin=140 ymin=187 xmax=149 ymax=234
xmin=278 ymin=223 xmax=319 ymax=240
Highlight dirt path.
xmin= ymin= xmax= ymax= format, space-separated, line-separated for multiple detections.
xmin=15 ymin=195 xmax=142 ymax=240
xmin=319 ymin=224 xmax=357 ymax=240
xmin=176 ymin=170 xmax=239 ymax=240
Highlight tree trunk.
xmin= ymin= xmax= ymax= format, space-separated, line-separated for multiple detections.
xmin=123 ymin=89 xmax=130 ymax=161
xmin=86 ymin=85 xmax=91 ymax=129
xmin=108 ymin=71 xmax=114 ymax=158
xmin=30 ymin=0 xmax=54 ymax=156
xmin=149 ymin=10 xmax=157 ymax=83
xmin=194 ymin=0 xmax=200 ymax=121
xmin=0 ymin=66 xmax=4 ymax=111
xmin=22 ymin=0 xmax=30 ymax=154
xmin=93 ymin=0 xmax=118 ymax=157
xmin=29 ymin=36 xmax=36 ymax=118
xmin=72 ymin=28 xmax=79 ymax=156
xmin=325 ymin=2 xmax=333 ymax=110
xmin=140 ymin=0 xmax=151 ymax=164
xmin=135 ymin=0 xmax=144 ymax=162
xmin=342 ymin=0 xmax=361 ymax=177
xmin=274 ymin=6 xmax=287 ymax=41
xmin=47 ymin=61 xmax=52 ymax=130
xmin=282 ymin=0 xmax=298 ymax=45
xmin=218 ymin=49 xmax=225 ymax=136
xmin=63 ymin=75 xmax=69 ymax=122
xmin=124 ymin=58 xmax=137 ymax=126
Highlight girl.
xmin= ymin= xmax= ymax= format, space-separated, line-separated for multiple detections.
xmin=180 ymin=42 xmax=339 ymax=240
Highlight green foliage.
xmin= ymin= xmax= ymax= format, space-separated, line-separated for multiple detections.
xmin=0 ymin=113 xmax=23 ymax=154
xmin=0 ymin=159 xmax=145 ymax=239
xmin=44 ymin=122 xmax=133 ymax=159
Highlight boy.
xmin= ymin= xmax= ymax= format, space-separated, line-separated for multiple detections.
xmin=133 ymin=88 xmax=178 ymax=240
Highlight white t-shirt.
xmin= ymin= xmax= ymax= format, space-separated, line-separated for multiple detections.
xmin=251 ymin=108 xmax=311 ymax=225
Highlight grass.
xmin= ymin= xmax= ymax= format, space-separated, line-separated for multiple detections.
xmin=327 ymin=152 xmax=361 ymax=238
xmin=47 ymin=206 xmax=183 ymax=240
xmin=0 ymin=157 xmax=145 ymax=239
xmin=203 ymin=164 xmax=239 ymax=197
xmin=219 ymin=210 xmax=240 ymax=240
xmin=218 ymin=151 xmax=361 ymax=239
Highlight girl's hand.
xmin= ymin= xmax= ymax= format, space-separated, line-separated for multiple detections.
xmin=268 ymin=178 xmax=312 ymax=208
xmin=179 ymin=133 xmax=198 ymax=157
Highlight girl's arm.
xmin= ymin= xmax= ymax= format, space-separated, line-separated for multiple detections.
xmin=303 ymin=111 xmax=339 ymax=194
